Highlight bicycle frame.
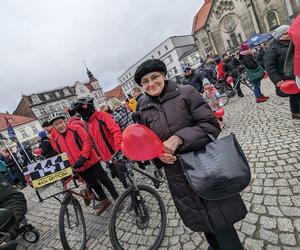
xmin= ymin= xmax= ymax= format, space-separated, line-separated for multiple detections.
xmin=35 ymin=175 xmax=95 ymax=204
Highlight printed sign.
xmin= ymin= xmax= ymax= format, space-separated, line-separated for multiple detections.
xmin=23 ymin=153 xmax=72 ymax=188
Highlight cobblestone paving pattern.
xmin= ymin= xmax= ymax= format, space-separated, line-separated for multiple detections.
xmin=16 ymin=80 xmax=300 ymax=249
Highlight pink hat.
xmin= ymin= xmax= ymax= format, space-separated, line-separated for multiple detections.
xmin=240 ymin=43 xmax=250 ymax=52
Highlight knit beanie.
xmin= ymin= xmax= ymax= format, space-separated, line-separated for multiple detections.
xmin=202 ymin=78 xmax=211 ymax=86
xmin=38 ymin=131 xmax=47 ymax=139
xmin=272 ymin=25 xmax=290 ymax=39
xmin=240 ymin=43 xmax=250 ymax=52
xmin=134 ymin=59 xmax=167 ymax=85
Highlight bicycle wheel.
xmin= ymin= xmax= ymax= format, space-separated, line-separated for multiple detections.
xmin=58 ymin=197 xmax=86 ymax=250
xmin=220 ymin=90 xmax=230 ymax=107
xmin=109 ymin=185 xmax=166 ymax=250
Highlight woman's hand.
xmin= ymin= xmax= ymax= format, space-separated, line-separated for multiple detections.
xmin=277 ymin=80 xmax=284 ymax=87
xmin=158 ymin=153 xmax=177 ymax=164
xmin=163 ymin=135 xmax=183 ymax=155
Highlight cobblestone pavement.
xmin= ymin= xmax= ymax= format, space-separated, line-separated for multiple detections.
xmin=16 ymin=80 xmax=300 ymax=249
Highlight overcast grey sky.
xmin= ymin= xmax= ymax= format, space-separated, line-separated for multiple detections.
xmin=0 ymin=0 xmax=203 ymax=113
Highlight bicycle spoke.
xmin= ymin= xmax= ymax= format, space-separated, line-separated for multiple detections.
xmin=61 ymin=201 xmax=85 ymax=249
xmin=112 ymin=188 xmax=165 ymax=250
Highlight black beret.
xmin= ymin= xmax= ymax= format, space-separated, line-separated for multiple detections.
xmin=42 ymin=121 xmax=51 ymax=127
xmin=134 ymin=59 xmax=167 ymax=85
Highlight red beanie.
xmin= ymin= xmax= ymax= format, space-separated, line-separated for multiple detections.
xmin=240 ymin=43 xmax=250 ymax=52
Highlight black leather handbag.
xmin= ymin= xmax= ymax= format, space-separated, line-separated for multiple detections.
xmin=177 ymin=133 xmax=251 ymax=200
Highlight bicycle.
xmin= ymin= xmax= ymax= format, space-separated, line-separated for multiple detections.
xmin=108 ymin=152 xmax=167 ymax=250
xmin=215 ymin=67 xmax=254 ymax=107
xmin=35 ymin=174 xmax=100 ymax=250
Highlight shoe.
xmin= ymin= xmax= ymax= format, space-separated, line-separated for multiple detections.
xmin=292 ymin=113 xmax=300 ymax=119
xmin=238 ymin=94 xmax=244 ymax=97
xmin=256 ymin=97 xmax=268 ymax=103
xmin=95 ymin=197 xmax=112 ymax=216
xmin=261 ymin=95 xmax=270 ymax=100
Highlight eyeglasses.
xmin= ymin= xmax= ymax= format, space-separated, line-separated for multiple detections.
xmin=141 ymin=73 xmax=162 ymax=86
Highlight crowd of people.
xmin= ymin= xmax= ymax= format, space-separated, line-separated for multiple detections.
xmin=1 ymin=17 xmax=300 ymax=250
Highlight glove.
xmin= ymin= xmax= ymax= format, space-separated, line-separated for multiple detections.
xmin=73 ymin=156 xmax=87 ymax=169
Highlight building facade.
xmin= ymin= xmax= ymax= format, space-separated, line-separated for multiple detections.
xmin=192 ymin=0 xmax=300 ymax=58
xmin=14 ymin=68 xmax=107 ymax=122
xmin=0 ymin=113 xmax=42 ymax=149
xmin=118 ymin=35 xmax=196 ymax=96
xmin=179 ymin=46 xmax=203 ymax=70
xmin=74 ymin=67 xmax=107 ymax=109
xmin=13 ymin=87 xmax=77 ymax=123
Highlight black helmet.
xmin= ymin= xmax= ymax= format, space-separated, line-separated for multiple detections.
xmin=71 ymin=97 xmax=94 ymax=111
xmin=71 ymin=97 xmax=95 ymax=121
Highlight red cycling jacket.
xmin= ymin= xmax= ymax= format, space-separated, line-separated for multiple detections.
xmin=51 ymin=125 xmax=100 ymax=172
xmin=217 ymin=61 xmax=225 ymax=80
xmin=86 ymin=111 xmax=122 ymax=161
xmin=67 ymin=116 xmax=85 ymax=127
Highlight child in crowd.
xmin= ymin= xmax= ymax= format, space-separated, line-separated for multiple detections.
xmin=202 ymin=78 xmax=225 ymax=129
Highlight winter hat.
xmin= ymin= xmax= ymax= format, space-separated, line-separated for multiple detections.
xmin=240 ymin=43 xmax=250 ymax=52
xmin=38 ymin=131 xmax=47 ymax=139
xmin=202 ymin=78 xmax=211 ymax=86
xmin=272 ymin=25 xmax=290 ymax=39
xmin=134 ymin=59 xmax=167 ymax=85
xmin=42 ymin=121 xmax=51 ymax=128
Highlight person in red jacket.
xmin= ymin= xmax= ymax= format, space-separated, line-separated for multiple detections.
xmin=289 ymin=14 xmax=300 ymax=87
xmin=48 ymin=113 xmax=119 ymax=215
xmin=71 ymin=98 xmax=122 ymax=162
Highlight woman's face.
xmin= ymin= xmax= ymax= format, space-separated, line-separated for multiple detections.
xmin=141 ymin=71 xmax=166 ymax=97
xmin=280 ymin=31 xmax=290 ymax=41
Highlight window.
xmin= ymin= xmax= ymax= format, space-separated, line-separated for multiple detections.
xmin=31 ymin=95 xmax=40 ymax=104
xmin=20 ymin=129 xmax=28 ymax=139
xmin=230 ymin=34 xmax=239 ymax=48
xmin=151 ymin=55 xmax=154 ymax=59
xmin=31 ymin=126 xmax=38 ymax=134
xmin=129 ymin=72 xmax=131 ymax=76
xmin=164 ymin=45 xmax=168 ymax=51
xmin=227 ymin=40 xmax=232 ymax=49
xmin=163 ymin=55 xmax=173 ymax=65
xmin=79 ymin=87 xmax=85 ymax=93
xmin=44 ymin=94 xmax=50 ymax=100
xmin=158 ymin=51 xmax=161 ymax=56
xmin=63 ymin=88 xmax=70 ymax=96
xmin=238 ymin=34 xmax=243 ymax=43
xmin=267 ymin=11 xmax=279 ymax=30
xmin=40 ymin=107 xmax=47 ymax=115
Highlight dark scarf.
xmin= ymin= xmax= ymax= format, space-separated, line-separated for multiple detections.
xmin=146 ymin=80 xmax=169 ymax=103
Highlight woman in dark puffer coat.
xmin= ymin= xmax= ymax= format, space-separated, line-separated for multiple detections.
xmin=134 ymin=59 xmax=247 ymax=250
xmin=264 ymin=25 xmax=300 ymax=119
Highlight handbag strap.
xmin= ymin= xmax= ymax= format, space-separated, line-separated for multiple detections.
xmin=207 ymin=134 xmax=215 ymax=142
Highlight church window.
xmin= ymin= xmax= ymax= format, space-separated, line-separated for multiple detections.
xmin=230 ymin=34 xmax=239 ymax=48
xmin=222 ymin=15 xmax=237 ymax=33
xmin=267 ymin=12 xmax=279 ymax=30
xmin=238 ymin=34 xmax=243 ymax=43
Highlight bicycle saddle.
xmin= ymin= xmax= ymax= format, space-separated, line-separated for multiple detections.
xmin=0 ymin=208 xmax=16 ymax=232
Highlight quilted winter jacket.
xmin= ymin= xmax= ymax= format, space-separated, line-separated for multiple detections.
xmin=86 ymin=111 xmax=122 ymax=161
xmin=139 ymin=81 xmax=247 ymax=233
xmin=51 ymin=125 xmax=100 ymax=172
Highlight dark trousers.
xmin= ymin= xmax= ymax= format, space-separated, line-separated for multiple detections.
xmin=204 ymin=225 xmax=244 ymax=250
xmin=289 ymin=94 xmax=300 ymax=113
xmin=79 ymin=163 xmax=119 ymax=201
